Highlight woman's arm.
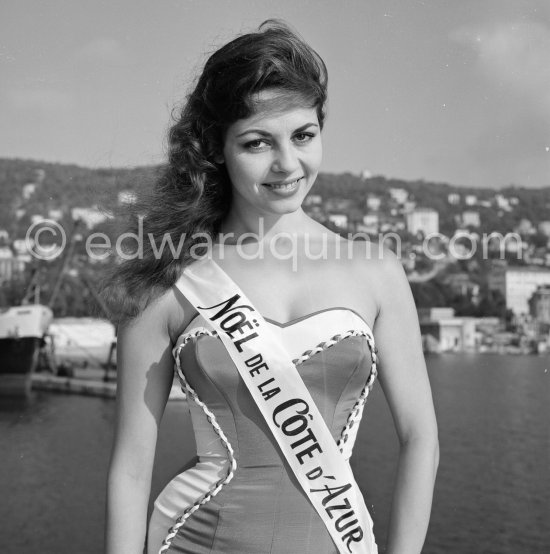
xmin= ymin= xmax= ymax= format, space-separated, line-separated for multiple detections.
xmin=372 ymin=248 xmax=439 ymax=554
xmin=105 ymin=292 xmax=178 ymax=554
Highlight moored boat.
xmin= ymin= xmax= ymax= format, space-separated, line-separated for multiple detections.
xmin=0 ymin=304 xmax=53 ymax=396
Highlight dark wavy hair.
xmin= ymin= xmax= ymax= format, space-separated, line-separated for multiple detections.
xmin=100 ymin=20 xmax=328 ymax=325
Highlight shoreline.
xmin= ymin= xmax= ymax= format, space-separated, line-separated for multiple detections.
xmin=31 ymin=367 xmax=186 ymax=400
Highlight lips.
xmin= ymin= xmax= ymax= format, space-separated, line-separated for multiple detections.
xmin=262 ymin=177 xmax=303 ymax=191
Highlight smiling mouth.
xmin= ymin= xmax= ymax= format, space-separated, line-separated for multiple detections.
xmin=262 ymin=177 xmax=304 ymax=191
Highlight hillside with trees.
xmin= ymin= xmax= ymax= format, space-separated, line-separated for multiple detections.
xmin=0 ymin=157 xmax=548 ymax=319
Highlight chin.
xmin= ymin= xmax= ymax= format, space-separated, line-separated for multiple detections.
xmin=265 ymin=198 xmax=305 ymax=215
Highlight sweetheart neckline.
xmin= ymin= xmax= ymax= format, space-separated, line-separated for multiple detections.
xmin=184 ymin=306 xmax=375 ymax=337
xmin=179 ymin=259 xmax=376 ymax=338
xmin=263 ymin=306 xmax=373 ymax=332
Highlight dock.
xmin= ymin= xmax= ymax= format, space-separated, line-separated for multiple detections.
xmin=31 ymin=367 xmax=186 ymax=401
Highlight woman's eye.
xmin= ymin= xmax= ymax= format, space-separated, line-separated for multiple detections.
xmin=294 ymin=132 xmax=314 ymax=144
xmin=244 ymin=139 xmax=268 ymax=150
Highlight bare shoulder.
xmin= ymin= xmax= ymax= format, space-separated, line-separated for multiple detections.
xmin=120 ymin=283 xmax=197 ymax=346
xmin=344 ymin=239 xmax=410 ymax=318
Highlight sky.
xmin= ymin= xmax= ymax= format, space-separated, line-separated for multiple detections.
xmin=1 ymin=0 xmax=549 ymax=189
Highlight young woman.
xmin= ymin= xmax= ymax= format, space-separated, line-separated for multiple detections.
xmin=104 ymin=20 xmax=439 ymax=554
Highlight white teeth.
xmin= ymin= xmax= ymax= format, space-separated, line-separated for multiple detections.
xmin=265 ymin=178 xmax=301 ymax=190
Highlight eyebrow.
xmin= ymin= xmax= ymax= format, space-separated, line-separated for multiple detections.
xmin=236 ymin=122 xmax=319 ymax=138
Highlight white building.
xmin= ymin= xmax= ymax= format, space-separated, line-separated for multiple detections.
xmin=366 ymin=195 xmax=381 ymax=211
xmin=0 ymin=246 xmax=14 ymax=281
xmin=361 ymin=214 xmax=379 ymax=234
xmin=118 ymin=190 xmax=137 ymax=205
xmin=0 ymin=246 xmax=26 ymax=280
xmin=328 ymin=214 xmax=348 ymax=229
xmin=71 ymin=206 xmax=110 ymax=229
xmin=447 ymin=193 xmax=460 ymax=205
xmin=504 ymin=268 xmax=550 ymax=315
xmin=495 ymin=194 xmax=512 ymax=211
xmin=538 ymin=221 xmax=550 ymax=236
xmin=465 ymin=195 xmax=478 ymax=206
xmin=418 ymin=307 xmax=477 ymax=352
xmin=12 ymin=239 xmax=29 ymax=255
xmin=389 ymin=188 xmax=408 ymax=205
xmin=462 ymin=210 xmax=480 ymax=227
xmin=406 ymin=208 xmax=439 ymax=236
xmin=48 ymin=208 xmax=64 ymax=221
xmin=30 ymin=214 xmax=45 ymax=224
xmin=22 ymin=183 xmax=37 ymax=200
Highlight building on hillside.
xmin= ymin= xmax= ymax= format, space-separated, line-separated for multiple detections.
xmin=389 ymin=188 xmax=408 ymax=204
xmin=418 ymin=307 xmax=477 ymax=352
xmin=22 ymin=183 xmax=37 ymax=200
xmin=0 ymin=246 xmax=26 ymax=281
xmin=361 ymin=214 xmax=379 ymax=234
xmin=495 ymin=194 xmax=512 ymax=211
xmin=0 ymin=247 xmax=15 ymax=281
xmin=447 ymin=193 xmax=460 ymax=205
xmin=327 ymin=214 xmax=348 ymax=229
xmin=442 ymin=272 xmax=479 ymax=298
xmin=489 ymin=266 xmax=550 ymax=315
xmin=71 ymin=206 xmax=110 ymax=229
xmin=487 ymin=261 xmax=507 ymax=295
xmin=462 ymin=210 xmax=480 ymax=227
xmin=538 ymin=221 xmax=550 ymax=236
xmin=118 ymin=190 xmax=137 ymax=205
xmin=47 ymin=208 xmax=64 ymax=221
xmin=406 ymin=208 xmax=439 ymax=236
xmin=529 ymin=285 xmax=550 ymax=324
xmin=465 ymin=194 xmax=477 ymax=206
xmin=366 ymin=195 xmax=381 ymax=211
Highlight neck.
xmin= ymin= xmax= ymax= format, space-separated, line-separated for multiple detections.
xmin=219 ymin=206 xmax=313 ymax=243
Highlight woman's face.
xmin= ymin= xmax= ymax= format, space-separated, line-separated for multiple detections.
xmin=220 ymin=90 xmax=323 ymax=217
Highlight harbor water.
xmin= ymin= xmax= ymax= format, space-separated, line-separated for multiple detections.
xmin=1 ymin=354 xmax=548 ymax=553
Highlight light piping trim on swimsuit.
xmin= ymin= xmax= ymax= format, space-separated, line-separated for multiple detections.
xmin=159 ymin=327 xmax=378 ymax=553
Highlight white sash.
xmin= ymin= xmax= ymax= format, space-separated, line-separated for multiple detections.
xmin=175 ymin=258 xmax=377 ymax=554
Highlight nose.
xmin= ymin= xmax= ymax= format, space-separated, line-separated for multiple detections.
xmin=271 ymin=143 xmax=300 ymax=174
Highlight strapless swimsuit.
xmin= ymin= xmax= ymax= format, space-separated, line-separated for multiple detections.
xmin=147 ymin=307 xmax=377 ymax=554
